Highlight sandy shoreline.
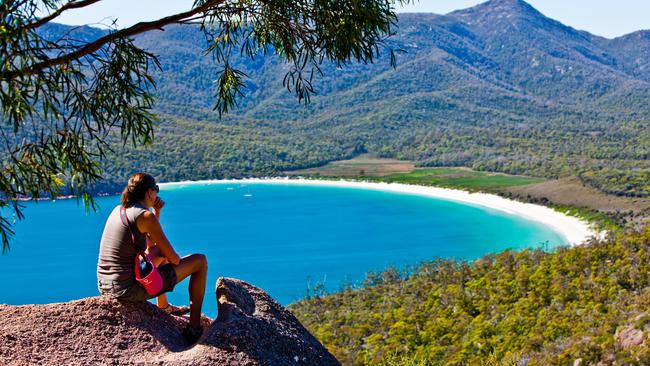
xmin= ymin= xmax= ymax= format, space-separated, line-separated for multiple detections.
xmin=160 ymin=177 xmax=599 ymax=246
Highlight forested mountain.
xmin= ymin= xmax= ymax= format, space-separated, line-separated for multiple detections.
xmin=41 ymin=0 xmax=650 ymax=196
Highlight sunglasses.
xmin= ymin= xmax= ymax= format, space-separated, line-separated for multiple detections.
xmin=150 ymin=184 xmax=159 ymax=193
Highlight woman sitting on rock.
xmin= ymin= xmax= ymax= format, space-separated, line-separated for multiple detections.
xmin=97 ymin=172 xmax=207 ymax=343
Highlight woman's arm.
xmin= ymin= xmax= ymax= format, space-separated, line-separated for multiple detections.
xmin=146 ymin=235 xmax=156 ymax=249
xmin=146 ymin=196 xmax=165 ymax=249
xmin=136 ymin=211 xmax=181 ymax=265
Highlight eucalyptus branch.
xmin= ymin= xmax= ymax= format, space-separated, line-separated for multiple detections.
xmin=1 ymin=0 xmax=226 ymax=80
xmin=28 ymin=0 xmax=102 ymax=29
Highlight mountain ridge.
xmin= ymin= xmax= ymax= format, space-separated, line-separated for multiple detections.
xmin=35 ymin=0 xmax=650 ymax=197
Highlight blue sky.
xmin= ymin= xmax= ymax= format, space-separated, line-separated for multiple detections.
xmin=53 ymin=0 xmax=650 ymax=39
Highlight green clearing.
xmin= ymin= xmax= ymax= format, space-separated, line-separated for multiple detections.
xmin=370 ymin=167 xmax=545 ymax=192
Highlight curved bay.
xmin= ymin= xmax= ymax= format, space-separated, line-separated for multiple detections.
xmin=0 ymin=182 xmax=564 ymax=316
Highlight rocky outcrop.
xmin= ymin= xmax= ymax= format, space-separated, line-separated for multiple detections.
xmin=614 ymin=313 xmax=650 ymax=350
xmin=0 ymin=278 xmax=340 ymax=366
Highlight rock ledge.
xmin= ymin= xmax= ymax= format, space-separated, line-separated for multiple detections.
xmin=0 ymin=277 xmax=340 ymax=366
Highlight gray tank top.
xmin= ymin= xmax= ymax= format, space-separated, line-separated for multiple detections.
xmin=97 ymin=203 xmax=150 ymax=282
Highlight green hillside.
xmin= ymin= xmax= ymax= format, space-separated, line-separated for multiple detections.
xmin=36 ymin=0 xmax=649 ymax=198
xmin=290 ymin=224 xmax=650 ymax=365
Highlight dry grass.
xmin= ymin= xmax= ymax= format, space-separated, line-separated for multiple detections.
xmin=286 ymin=155 xmax=415 ymax=177
xmin=506 ymin=177 xmax=650 ymax=214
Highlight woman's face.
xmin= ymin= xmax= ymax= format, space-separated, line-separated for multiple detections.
xmin=144 ymin=185 xmax=159 ymax=208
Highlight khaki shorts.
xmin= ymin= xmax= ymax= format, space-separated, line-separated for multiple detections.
xmin=98 ymin=263 xmax=177 ymax=302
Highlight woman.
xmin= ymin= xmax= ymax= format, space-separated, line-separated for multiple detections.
xmin=97 ymin=173 xmax=207 ymax=343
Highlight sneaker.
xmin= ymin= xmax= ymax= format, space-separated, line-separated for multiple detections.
xmin=182 ymin=324 xmax=203 ymax=344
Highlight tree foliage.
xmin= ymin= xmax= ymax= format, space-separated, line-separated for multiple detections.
xmin=290 ymin=224 xmax=650 ymax=365
xmin=0 ymin=0 xmax=411 ymax=252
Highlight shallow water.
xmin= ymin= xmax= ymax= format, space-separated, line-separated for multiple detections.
xmin=0 ymin=182 xmax=564 ymax=317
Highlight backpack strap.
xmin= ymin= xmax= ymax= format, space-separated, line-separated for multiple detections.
xmin=120 ymin=206 xmax=146 ymax=257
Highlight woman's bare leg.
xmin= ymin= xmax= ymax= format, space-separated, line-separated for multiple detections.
xmin=173 ymin=254 xmax=208 ymax=327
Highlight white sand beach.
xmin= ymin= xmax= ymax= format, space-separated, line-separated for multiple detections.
xmin=161 ymin=177 xmax=600 ymax=246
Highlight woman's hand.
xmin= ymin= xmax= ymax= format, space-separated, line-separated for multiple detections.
xmin=153 ymin=197 xmax=165 ymax=217
xmin=168 ymin=253 xmax=181 ymax=266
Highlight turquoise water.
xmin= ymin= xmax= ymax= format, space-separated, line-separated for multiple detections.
xmin=0 ymin=182 xmax=564 ymax=317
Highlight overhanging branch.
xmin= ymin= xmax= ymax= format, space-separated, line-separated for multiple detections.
xmin=1 ymin=0 xmax=226 ymax=80
xmin=28 ymin=0 xmax=103 ymax=29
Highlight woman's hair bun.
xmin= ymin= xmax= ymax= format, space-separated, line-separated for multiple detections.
xmin=121 ymin=173 xmax=156 ymax=207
